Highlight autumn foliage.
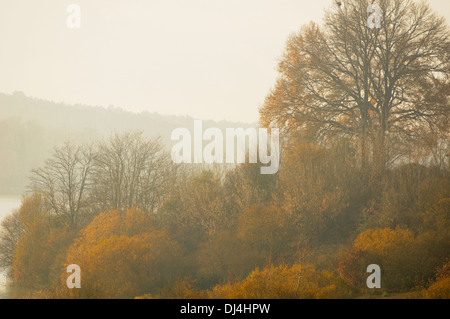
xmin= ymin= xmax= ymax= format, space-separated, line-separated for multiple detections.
xmin=63 ymin=208 xmax=184 ymax=298
xmin=209 ymin=264 xmax=352 ymax=299
xmin=0 ymin=0 xmax=449 ymax=299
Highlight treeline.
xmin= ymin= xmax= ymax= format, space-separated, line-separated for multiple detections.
xmin=0 ymin=0 xmax=449 ymax=299
xmin=0 ymin=131 xmax=448 ymax=298
xmin=0 ymin=91 xmax=254 ymax=195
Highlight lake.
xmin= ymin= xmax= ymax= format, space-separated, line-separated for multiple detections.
xmin=0 ymin=195 xmax=21 ymax=221
xmin=0 ymin=195 xmax=21 ymax=298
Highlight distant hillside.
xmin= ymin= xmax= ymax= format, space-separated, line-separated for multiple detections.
xmin=0 ymin=91 xmax=256 ymax=195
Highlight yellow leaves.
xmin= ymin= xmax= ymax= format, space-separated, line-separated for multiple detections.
xmin=11 ymin=193 xmax=78 ymax=290
xmin=158 ymin=279 xmax=208 ymax=299
xmin=209 ymin=264 xmax=351 ymax=299
xmin=63 ymin=208 xmax=183 ymax=298
xmin=424 ymin=277 xmax=450 ymax=299
xmin=17 ymin=193 xmax=46 ymax=229
xmin=340 ymin=226 xmax=450 ymax=292
xmin=353 ymin=227 xmax=414 ymax=255
xmin=71 ymin=207 xmax=156 ymax=251
xmin=423 ymin=261 xmax=450 ymax=298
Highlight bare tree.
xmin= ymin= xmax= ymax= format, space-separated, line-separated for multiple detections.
xmin=91 ymin=132 xmax=173 ymax=213
xmin=28 ymin=142 xmax=95 ymax=227
xmin=260 ymin=0 xmax=449 ymax=170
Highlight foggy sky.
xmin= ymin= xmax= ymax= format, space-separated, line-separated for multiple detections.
xmin=0 ymin=0 xmax=449 ymax=123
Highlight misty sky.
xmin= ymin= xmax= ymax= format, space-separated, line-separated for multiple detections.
xmin=0 ymin=0 xmax=449 ymax=123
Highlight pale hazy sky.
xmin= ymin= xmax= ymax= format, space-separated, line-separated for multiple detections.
xmin=0 ymin=0 xmax=449 ymax=123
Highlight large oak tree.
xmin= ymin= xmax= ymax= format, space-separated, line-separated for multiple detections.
xmin=260 ymin=0 xmax=449 ymax=170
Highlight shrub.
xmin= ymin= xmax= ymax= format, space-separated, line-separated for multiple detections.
xmin=209 ymin=264 xmax=352 ymax=299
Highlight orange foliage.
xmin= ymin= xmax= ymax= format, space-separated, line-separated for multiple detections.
xmin=424 ymin=277 xmax=450 ymax=299
xmin=11 ymin=194 xmax=77 ymax=290
xmin=210 ymin=264 xmax=351 ymax=299
xmin=63 ymin=208 xmax=184 ymax=298
xmin=353 ymin=227 xmax=414 ymax=255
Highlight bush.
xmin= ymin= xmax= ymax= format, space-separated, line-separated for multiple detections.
xmin=423 ymin=261 xmax=450 ymax=299
xmin=424 ymin=277 xmax=450 ymax=299
xmin=209 ymin=264 xmax=352 ymax=299
xmin=338 ymin=227 xmax=450 ymax=292
xmin=62 ymin=208 xmax=185 ymax=298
